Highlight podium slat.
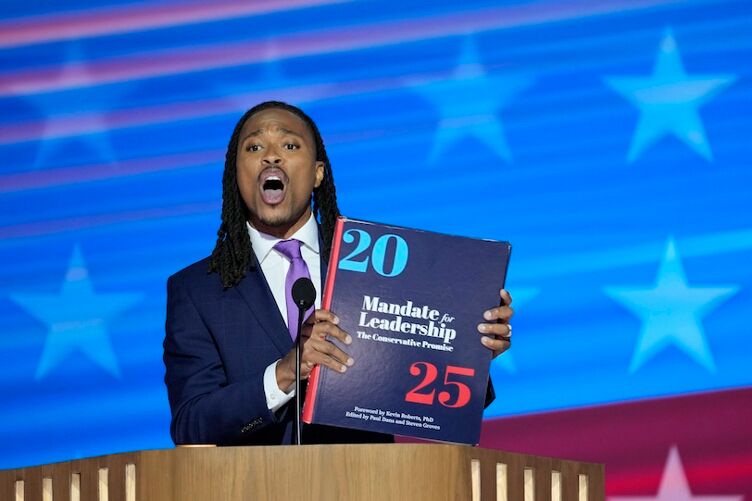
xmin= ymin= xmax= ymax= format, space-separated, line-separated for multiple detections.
xmin=2 ymin=445 xmax=603 ymax=501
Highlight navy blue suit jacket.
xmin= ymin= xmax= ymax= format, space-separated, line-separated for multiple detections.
xmin=163 ymin=257 xmax=394 ymax=445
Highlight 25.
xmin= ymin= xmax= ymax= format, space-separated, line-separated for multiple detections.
xmin=404 ymin=362 xmax=475 ymax=409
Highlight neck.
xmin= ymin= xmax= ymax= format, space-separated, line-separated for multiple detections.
xmin=249 ymin=208 xmax=312 ymax=239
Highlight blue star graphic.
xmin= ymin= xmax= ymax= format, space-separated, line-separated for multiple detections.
xmin=605 ymin=237 xmax=738 ymax=373
xmin=215 ymin=39 xmax=338 ymax=113
xmin=605 ymin=28 xmax=736 ymax=162
xmin=412 ymin=36 xmax=533 ymax=163
xmin=10 ymin=245 xmax=142 ymax=379
xmin=12 ymin=43 xmax=122 ymax=170
xmin=609 ymin=446 xmax=743 ymax=501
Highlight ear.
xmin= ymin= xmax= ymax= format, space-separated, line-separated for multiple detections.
xmin=313 ymin=161 xmax=325 ymax=188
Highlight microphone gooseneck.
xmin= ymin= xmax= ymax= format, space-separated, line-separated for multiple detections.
xmin=291 ymin=277 xmax=316 ymax=446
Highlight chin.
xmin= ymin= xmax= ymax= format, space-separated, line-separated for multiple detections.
xmin=258 ymin=215 xmax=294 ymax=228
xmin=257 ymin=205 xmax=308 ymax=229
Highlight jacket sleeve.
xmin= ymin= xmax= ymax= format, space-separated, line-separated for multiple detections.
xmin=163 ymin=273 xmax=278 ymax=445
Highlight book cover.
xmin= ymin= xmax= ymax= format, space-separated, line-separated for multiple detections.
xmin=302 ymin=217 xmax=511 ymax=444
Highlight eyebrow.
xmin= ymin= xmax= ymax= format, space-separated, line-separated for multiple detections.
xmin=242 ymin=127 xmax=304 ymax=142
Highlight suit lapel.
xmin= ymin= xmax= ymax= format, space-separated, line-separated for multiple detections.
xmin=320 ymin=249 xmax=328 ymax=286
xmin=233 ymin=228 xmax=332 ymax=355
xmin=233 ymin=263 xmax=292 ymax=356
xmin=319 ymin=230 xmax=331 ymax=289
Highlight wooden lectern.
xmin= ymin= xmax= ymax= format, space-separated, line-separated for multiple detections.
xmin=1 ymin=444 xmax=604 ymax=501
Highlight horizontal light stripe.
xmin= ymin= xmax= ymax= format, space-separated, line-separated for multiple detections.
xmin=0 ymin=0 xmax=685 ymax=98
xmin=0 ymin=82 xmax=340 ymax=146
xmin=8 ymin=34 xmax=747 ymax=147
xmin=0 ymin=150 xmax=221 ymax=193
xmin=517 ymin=227 xmax=752 ymax=279
xmin=0 ymin=0 xmax=348 ymax=50
xmin=0 ymin=201 xmax=219 ymax=240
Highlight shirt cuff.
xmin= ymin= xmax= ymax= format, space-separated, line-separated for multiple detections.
xmin=264 ymin=359 xmax=295 ymax=412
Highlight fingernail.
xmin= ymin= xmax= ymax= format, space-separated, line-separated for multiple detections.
xmin=477 ymin=324 xmax=487 ymax=333
xmin=345 ymin=335 xmax=352 ymax=345
xmin=346 ymin=357 xmax=355 ymax=367
xmin=332 ymin=315 xmax=340 ymax=324
xmin=340 ymin=365 xmax=348 ymax=373
xmin=483 ymin=311 xmax=493 ymax=320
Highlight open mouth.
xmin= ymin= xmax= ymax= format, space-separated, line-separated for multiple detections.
xmin=259 ymin=168 xmax=288 ymax=205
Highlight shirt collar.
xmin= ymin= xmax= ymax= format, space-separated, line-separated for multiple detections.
xmin=246 ymin=212 xmax=320 ymax=264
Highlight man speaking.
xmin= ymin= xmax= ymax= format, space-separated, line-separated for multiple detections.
xmin=163 ymin=101 xmax=514 ymax=446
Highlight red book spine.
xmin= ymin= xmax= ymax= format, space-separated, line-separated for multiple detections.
xmin=302 ymin=216 xmax=346 ymax=423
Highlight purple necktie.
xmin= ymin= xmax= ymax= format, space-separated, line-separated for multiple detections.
xmin=274 ymin=239 xmax=313 ymax=340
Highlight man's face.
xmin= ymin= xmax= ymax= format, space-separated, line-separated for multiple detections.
xmin=236 ymin=108 xmax=324 ymax=238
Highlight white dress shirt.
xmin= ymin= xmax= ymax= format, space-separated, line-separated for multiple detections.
xmin=247 ymin=213 xmax=322 ymax=412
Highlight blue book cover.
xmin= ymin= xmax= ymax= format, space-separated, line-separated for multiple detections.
xmin=303 ymin=217 xmax=511 ymax=445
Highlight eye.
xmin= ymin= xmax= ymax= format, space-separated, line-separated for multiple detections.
xmin=246 ymin=144 xmax=262 ymax=152
xmin=284 ymin=143 xmax=299 ymax=150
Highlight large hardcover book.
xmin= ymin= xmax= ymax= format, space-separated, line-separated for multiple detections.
xmin=302 ymin=217 xmax=511 ymax=444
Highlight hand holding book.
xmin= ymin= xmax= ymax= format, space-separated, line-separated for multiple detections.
xmin=478 ymin=289 xmax=514 ymax=358
xmin=275 ymin=309 xmax=353 ymax=392
xmin=282 ymin=289 xmax=514 ymax=392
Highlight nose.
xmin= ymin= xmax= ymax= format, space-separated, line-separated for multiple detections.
xmin=262 ymin=146 xmax=283 ymax=165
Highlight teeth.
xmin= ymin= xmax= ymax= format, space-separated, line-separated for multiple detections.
xmin=267 ymin=175 xmax=281 ymax=181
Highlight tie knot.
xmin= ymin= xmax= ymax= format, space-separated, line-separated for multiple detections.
xmin=274 ymin=239 xmax=304 ymax=261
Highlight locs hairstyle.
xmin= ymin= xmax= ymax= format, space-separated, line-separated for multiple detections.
xmin=208 ymin=101 xmax=340 ymax=288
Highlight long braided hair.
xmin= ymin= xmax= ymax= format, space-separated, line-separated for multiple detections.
xmin=208 ymin=101 xmax=340 ymax=288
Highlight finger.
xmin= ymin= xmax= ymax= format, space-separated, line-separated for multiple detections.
xmin=300 ymin=360 xmax=315 ymax=379
xmin=307 ymin=336 xmax=354 ymax=366
xmin=308 ymin=309 xmax=340 ymax=325
xmin=311 ymin=321 xmax=352 ymax=345
xmin=313 ymin=353 xmax=349 ymax=373
xmin=500 ymin=289 xmax=513 ymax=306
xmin=477 ymin=322 xmax=512 ymax=337
xmin=304 ymin=342 xmax=354 ymax=373
xmin=481 ymin=336 xmax=510 ymax=356
xmin=482 ymin=305 xmax=514 ymax=322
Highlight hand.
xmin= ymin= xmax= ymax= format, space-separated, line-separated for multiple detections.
xmin=276 ymin=309 xmax=354 ymax=391
xmin=477 ymin=289 xmax=514 ymax=358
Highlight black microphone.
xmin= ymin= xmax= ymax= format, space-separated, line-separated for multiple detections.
xmin=292 ymin=277 xmax=316 ymax=311
xmin=291 ymin=277 xmax=316 ymax=446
